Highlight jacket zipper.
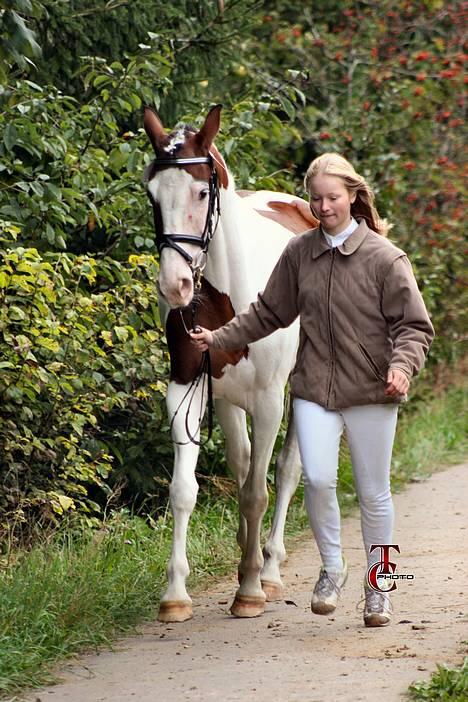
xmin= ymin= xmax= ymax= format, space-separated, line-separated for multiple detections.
xmin=326 ymin=249 xmax=336 ymax=405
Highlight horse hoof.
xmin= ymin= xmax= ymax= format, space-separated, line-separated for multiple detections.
xmin=158 ymin=600 xmax=193 ymax=623
xmin=230 ymin=594 xmax=266 ymax=618
xmin=261 ymin=580 xmax=285 ymax=602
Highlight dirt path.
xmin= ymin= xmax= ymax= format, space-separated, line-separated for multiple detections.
xmin=23 ymin=463 xmax=467 ymax=702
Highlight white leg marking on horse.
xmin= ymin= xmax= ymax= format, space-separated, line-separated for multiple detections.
xmin=158 ymin=381 xmax=207 ymax=622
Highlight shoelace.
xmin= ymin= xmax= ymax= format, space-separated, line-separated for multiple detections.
xmin=315 ymin=570 xmax=342 ymax=596
xmin=356 ymin=589 xmax=393 ymax=614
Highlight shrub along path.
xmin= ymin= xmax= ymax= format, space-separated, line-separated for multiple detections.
xmin=22 ymin=463 xmax=467 ymax=702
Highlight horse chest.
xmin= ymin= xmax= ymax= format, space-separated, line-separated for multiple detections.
xmin=166 ymin=277 xmax=248 ymax=385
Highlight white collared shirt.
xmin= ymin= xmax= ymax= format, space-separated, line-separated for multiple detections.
xmin=323 ymin=217 xmax=359 ymax=248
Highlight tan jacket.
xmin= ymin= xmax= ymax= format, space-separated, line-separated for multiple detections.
xmin=210 ymin=220 xmax=434 ymax=409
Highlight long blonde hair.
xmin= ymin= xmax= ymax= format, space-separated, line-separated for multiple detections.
xmin=304 ymin=153 xmax=390 ymax=236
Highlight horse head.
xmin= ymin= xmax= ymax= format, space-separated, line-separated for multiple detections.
xmin=144 ymin=104 xmax=228 ymax=309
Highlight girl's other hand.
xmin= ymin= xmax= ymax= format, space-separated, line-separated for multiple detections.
xmin=385 ymin=368 xmax=410 ymax=396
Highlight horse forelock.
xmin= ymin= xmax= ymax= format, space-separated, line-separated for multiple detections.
xmin=163 ymin=125 xmax=193 ymax=155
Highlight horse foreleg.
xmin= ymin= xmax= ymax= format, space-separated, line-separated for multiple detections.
xmin=230 ymin=393 xmax=284 ymax=618
xmin=261 ymin=401 xmax=302 ymax=601
xmin=158 ymin=381 xmax=207 ymax=623
xmin=214 ymin=399 xmax=250 ymax=580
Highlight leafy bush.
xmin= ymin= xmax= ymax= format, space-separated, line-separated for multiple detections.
xmin=0 ymin=0 xmax=42 ymax=82
xmin=0 ymin=52 xmax=171 ymax=256
xmin=0 ymin=243 xmax=173 ymax=536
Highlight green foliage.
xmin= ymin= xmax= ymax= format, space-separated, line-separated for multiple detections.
xmin=0 ymin=0 xmax=42 ymax=81
xmin=0 ymin=48 xmax=175 ymax=255
xmin=408 ymin=656 xmax=468 ymax=701
xmin=0 ymin=244 xmax=172 ymax=534
xmin=28 ymin=0 xmax=260 ymax=116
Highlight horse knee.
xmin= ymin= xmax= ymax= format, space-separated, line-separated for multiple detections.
xmin=239 ymin=484 xmax=268 ymax=521
xmin=170 ymin=477 xmax=198 ymax=512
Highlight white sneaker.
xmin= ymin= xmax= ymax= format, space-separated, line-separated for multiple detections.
xmin=363 ymin=586 xmax=392 ymax=627
xmin=311 ymin=556 xmax=348 ymax=615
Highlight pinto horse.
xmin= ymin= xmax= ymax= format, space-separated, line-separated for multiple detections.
xmin=144 ymin=104 xmax=316 ymax=622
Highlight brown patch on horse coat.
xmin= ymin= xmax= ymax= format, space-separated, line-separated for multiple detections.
xmin=209 ymin=143 xmax=229 ymax=188
xmin=236 ymin=191 xmax=319 ymax=234
xmin=166 ymin=278 xmax=248 ymax=384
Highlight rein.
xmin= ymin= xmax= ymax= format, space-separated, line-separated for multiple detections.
xmin=150 ymin=153 xmax=220 ymax=447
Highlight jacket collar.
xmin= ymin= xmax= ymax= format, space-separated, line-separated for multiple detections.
xmin=310 ymin=219 xmax=370 ymax=259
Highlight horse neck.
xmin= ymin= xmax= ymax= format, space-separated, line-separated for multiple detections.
xmin=204 ymin=185 xmax=256 ymax=313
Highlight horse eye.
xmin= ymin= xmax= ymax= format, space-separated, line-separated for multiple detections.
xmin=199 ymin=190 xmax=209 ymax=201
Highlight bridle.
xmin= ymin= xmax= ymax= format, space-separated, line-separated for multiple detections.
xmin=148 ymin=152 xmax=221 ymax=447
xmin=149 ymin=154 xmax=221 ymax=288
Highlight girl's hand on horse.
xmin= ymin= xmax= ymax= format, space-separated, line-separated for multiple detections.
xmin=189 ymin=327 xmax=214 ymax=352
xmin=385 ymin=368 xmax=410 ymax=397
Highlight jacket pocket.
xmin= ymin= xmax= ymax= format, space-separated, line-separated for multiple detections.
xmin=357 ymin=343 xmax=387 ymax=383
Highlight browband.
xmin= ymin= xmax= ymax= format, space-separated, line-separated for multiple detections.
xmin=153 ymin=156 xmax=212 ymax=166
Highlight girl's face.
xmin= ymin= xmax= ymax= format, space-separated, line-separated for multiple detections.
xmin=309 ymin=174 xmax=356 ymax=235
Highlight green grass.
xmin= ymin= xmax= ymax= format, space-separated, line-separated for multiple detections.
xmin=391 ymin=386 xmax=467 ymax=489
xmin=0 ymin=384 xmax=466 ymax=696
xmin=0 ymin=504 xmax=241 ymax=696
xmin=407 ymin=656 xmax=468 ymax=701
xmin=0 ymin=515 xmax=167 ymax=693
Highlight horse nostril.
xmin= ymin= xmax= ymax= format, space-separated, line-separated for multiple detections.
xmin=179 ymin=277 xmax=193 ymax=299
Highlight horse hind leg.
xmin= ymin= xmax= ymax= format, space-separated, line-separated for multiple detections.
xmin=158 ymin=381 xmax=206 ymax=623
xmin=261 ymin=400 xmax=302 ymax=601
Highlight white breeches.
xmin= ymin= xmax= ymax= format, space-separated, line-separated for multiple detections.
xmin=293 ymin=399 xmax=399 ymax=572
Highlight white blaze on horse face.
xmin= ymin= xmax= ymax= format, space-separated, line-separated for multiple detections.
xmin=148 ymin=168 xmax=211 ymax=308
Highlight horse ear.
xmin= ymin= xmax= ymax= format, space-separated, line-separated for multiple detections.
xmin=196 ymin=104 xmax=222 ymax=150
xmin=196 ymin=105 xmax=228 ymax=187
xmin=143 ymin=106 xmax=167 ymax=152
